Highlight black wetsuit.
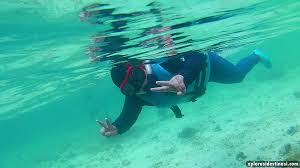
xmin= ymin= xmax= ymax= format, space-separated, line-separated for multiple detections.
xmin=112 ymin=51 xmax=206 ymax=134
xmin=111 ymin=50 xmax=261 ymax=134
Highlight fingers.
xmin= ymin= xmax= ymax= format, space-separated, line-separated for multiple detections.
xmin=105 ymin=118 xmax=112 ymax=128
xmin=150 ymin=86 xmax=170 ymax=92
xmin=100 ymin=129 xmax=117 ymax=137
xmin=151 ymin=81 xmax=172 ymax=92
xmin=173 ymin=75 xmax=186 ymax=95
xmin=96 ymin=120 xmax=108 ymax=129
xmin=178 ymin=80 xmax=186 ymax=94
xmin=97 ymin=118 xmax=118 ymax=137
xmin=100 ymin=127 xmax=106 ymax=136
xmin=176 ymin=88 xmax=186 ymax=95
xmin=156 ymin=81 xmax=172 ymax=86
xmin=177 ymin=91 xmax=183 ymax=96
xmin=100 ymin=129 xmax=114 ymax=137
xmin=174 ymin=82 xmax=183 ymax=93
xmin=104 ymin=131 xmax=117 ymax=137
xmin=100 ymin=124 xmax=117 ymax=137
xmin=152 ymin=75 xmax=186 ymax=95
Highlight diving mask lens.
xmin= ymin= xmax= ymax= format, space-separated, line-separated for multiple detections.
xmin=121 ymin=68 xmax=146 ymax=96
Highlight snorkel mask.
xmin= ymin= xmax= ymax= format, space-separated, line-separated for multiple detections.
xmin=119 ymin=63 xmax=147 ymax=96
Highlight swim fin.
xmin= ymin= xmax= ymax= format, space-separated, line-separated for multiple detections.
xmin=254 ymin=49 xmax=272 ymax=69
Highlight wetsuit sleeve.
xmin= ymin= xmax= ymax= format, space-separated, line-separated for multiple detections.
xmin=112 ymin=96 xmax=143 ymax=134
xmin=178 ymin=52 xmax=204 ymax=87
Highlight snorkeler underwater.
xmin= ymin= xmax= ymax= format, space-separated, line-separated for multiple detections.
xmin=1 ymin=0 xmax=300 ymax=168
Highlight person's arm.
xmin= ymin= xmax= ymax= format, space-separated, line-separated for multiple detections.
xmin=178 ymin=52 xmax=205 ymax=87
xmin=112 ymin=96 xmax=143 ymax=134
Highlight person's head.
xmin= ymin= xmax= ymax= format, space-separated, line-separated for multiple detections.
xmin=110 ymin=60 xmax=147 ymax=96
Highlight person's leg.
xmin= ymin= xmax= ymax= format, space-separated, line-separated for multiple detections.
xmin=208 ymin=52 xmax=260 ymax=84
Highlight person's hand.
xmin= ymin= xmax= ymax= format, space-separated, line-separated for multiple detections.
xmin=150 ymin=75 xmax=186 ymax=95
xmin=96 ymin=118 xmax=118 ymax=137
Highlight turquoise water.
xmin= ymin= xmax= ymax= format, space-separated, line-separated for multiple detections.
xmin=1 ymin=0 xmax=300 ymax=168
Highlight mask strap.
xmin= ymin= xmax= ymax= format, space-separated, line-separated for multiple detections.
xmin=119 ymin=65 xmax=134 ymax=91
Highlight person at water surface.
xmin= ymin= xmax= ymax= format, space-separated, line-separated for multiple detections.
xmin=97 ymin=50 xmax=272 ymax=137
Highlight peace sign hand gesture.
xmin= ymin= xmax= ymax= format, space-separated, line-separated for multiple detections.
xmin=150 ymin=75 xmax=186 ymax=96
xmin=96 ymin=118 xmax=118 ymax=137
